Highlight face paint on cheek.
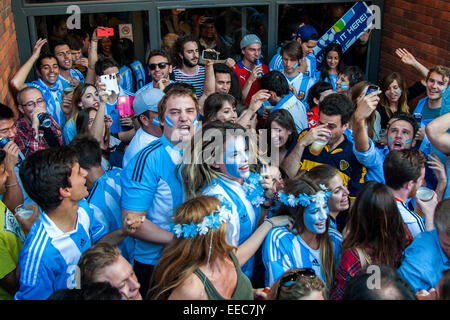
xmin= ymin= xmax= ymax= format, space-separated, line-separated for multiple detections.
xmin=224 ymin=137 xmax=249 ymax=179
xmin=304 ymin=203 xmax=329 ymax=234
xmin=152 ymin=117 xmax=160 ymax=126
xmin=405 ymin=139 xmax=412 ymax=145
xmin=441 ymin=88 xmax=447 ymax=95
xmin=293 ymin=62 xmax=298 ymax=69
xmin=388 ymin=136 xmax=393 ymax=144
xmin=397 ymin=88 xmax=402 ymax=95
xmin=193 ymin=116 xmax=199 ymax=131
xmin=340 ymin=83 xmax=349 ymax=91
xmin=165 ymin=115 xmax=174 ymax=128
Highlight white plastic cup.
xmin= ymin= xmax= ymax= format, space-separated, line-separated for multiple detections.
xmin=310 ymin=139 xmax=328 ymax=156
xmin=15 ymin=204 xmax=34 ymax=219
xmin=416 ymin=186 xmax=434 ymax=202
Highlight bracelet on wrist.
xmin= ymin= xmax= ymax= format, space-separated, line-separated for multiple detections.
xmin=264 ymin=217 xmax=275 ymax=228
xmin=5 ymin=182 xmax=18 ymax=188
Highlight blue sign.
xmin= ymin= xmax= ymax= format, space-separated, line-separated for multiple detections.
xmin=313 ymin=1 xmax=374 ymax=65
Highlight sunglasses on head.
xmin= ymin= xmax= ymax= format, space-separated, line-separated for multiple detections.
xmin=149 ymin=62 xmax=168 ymax=70
xmin=276 ymin=268 xmax=316 ymax=299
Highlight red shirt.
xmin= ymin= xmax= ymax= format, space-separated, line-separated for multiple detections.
xmin=14 ymin=115 xmax=64 ymax=158
xmin=233 ymin=60 xmax=269 ymax=105
xmin=307 ymin=105 xmax=319 ymax=128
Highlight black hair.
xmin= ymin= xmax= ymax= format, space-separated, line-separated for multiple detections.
xmin=213 ymin=63 xmax=243 ymax=103
xmin=340 ymin=65 xmax=365 ymax=87
xmin=50 ymin=39 xmax=71 ymax=55
xmin=259 ymin=71 xmax=290 ymax=97
xmin=389 ymin=112 xmax=420 ymax=137
xmin=66 ymin=34 xmax=84 ymax=51
xmin=343 ymin=265 xmax=416 ymax=300
xmin=112 ymin=38 xmax=138 ymax=92
xmin=0 ymin=103 xmax=14 ymax=121
xmin=0 ymin=150 xmax=6 ymax=165
xmin=69 ymin=134 xmax=103 ymax=170
xmin=48 ymin=282 xmax=121 ymax=300
xmin=148 ymin=49 xmax=171 ymax=65
xmin=172 ymin=35 xmax=201 ymax=68
xmin=95 ymin=57 xmax=120 ymax=77
xmin=19 ymin=146 xmax=79 ymax=212
xmin=319 ymin=93 xmax=354 ymax=125
xmin=203 ymin=92 xmax=237 ymax=123
xmin=36 ymin=53 xmax=58 ymax=70
xmin=383 ymin=149 xmax=427 ymax=190
xmin=307 ymin=81 xmax=333 ymax=108
xmin=319 ymin=43 xmax=344 ymax=82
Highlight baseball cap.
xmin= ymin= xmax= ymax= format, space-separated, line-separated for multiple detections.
xmin=132 ymin=87 xmax=165 ymax=115
xmin=240 ymin=34 xmax=262 ymax=49
xmin=296 ymin=25 xmax=319 ymax=41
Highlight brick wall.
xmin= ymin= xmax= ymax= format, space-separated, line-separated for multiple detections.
xmin=0 ymin=0 xmax=20 ymax=117
xmin=379 ymin=0 xmax=450 ymax=107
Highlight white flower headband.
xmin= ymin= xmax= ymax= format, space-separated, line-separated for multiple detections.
xmin=172 ymin=198 xmax=233 ymax=238
xmin=278 ymin=187 xmax=331 ymax=208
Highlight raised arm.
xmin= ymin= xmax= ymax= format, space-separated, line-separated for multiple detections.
xmin=426 ymin=112 xmax=450 ymax=155
xmin=10 ymin=38 xmax=48 ymax=91
xmin=353 ymin=90 xmax=381 ymax=152
xmin=236 ymin=89 xmax=270 ymax=127
xmin=395 ymin=48 xmax=429 ymax=79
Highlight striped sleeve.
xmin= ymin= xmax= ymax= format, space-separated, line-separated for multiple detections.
xmin=120 ymin=141 xmax=162 ymax=212
xmin=262 ymin=227 xmax=294 ymax=287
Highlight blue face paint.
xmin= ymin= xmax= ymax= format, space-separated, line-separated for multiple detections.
xmin=293 ymin=62 xmax=298 ymax=69
xmin=165 ymin=115 xmax=174 ymax=128
xmin=224 ymin=136 xmax=250 ymax=180
xmin=340 ymin=83 xmax=349 ymax=91
xmin=193 ymin=116 xmax=199 ymax=131
xmin=304 ymin=192 xmax=330 ymax=234
xmin=397 ymin=88 xmax=402 ymax=95
xmin=388 ymin=136 xmax=393 ymax=144
xmin=442 ymin=87 xmax=447 ymax=95
xmin=405 ymin=139 xmax=412 ymax=145
xmin=152 ymin=117 xmax=160 ymax=126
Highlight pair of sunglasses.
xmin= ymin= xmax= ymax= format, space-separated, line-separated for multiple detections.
xmin=276 ymin=268 xmax=316 ymax=299
xmin=149 ymin=62 xmax=168 ymax=70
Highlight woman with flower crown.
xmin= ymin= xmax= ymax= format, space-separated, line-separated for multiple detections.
xmin=148 ymin=196 xmax=256 ymax=300
xmin=179 ymin=120 xmax=293 ymax=281
xmin=262 ymin=175 xmax=342 ymax=297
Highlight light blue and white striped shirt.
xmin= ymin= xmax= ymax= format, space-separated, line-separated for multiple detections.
xmin=15 ymin=199 xmax=106 ymax=300
xmin=87 ymin=168 xmax=135 ymax=264
xmin=203 ymin=176 xmax=261 ymax=279
xmin=120 ymin=135 xmax=185 ymax=265
xmin=262 ymin=226 xmax=342 ymax=287
xmin=119 ymin=61 xmax=146 ymax=94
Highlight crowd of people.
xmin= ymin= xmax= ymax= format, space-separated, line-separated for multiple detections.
xmin=0 ymin=7 xmax=449 ymax=302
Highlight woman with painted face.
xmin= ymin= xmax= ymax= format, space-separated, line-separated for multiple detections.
xmin=376 ymin=72 xmax=410 ymax=133
xmin=265 ymin=109 xmax=298 ymax=167
xmin=262 ymin=176 xmax=342 ymax=297
xmin=180 ymin=121 xmax=293 ymax=281
xmin=316 ymin=43 xmax=344 ymax=92
xmin=303 ymin=164 xmax=349 ymax=232
xmin=329 ymin=181 xmax=413 ymax=300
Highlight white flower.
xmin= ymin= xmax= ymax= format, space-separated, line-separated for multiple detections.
xmin=311 ymin=191 xmax=327 ymax=208
xmin=287 ymin=194 xmax=298 ymax=206
xmin=173 ymin=224 xmax=183 ymax=238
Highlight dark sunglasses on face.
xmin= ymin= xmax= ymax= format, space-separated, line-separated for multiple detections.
xmin=276 ymin=268 xmax=316 ymax=299
xmin=149 ymin=62 xmax=168 ymax=70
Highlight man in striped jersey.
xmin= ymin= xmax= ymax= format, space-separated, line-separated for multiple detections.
xmin=69 ymin=135 xmax=135 ymax=264
xmin=384 ymin=149 xmax=434 ymax=239
xmin=14 ymin=146 xmax=143 ymax=300
xmin=172 ymin=35 xmax=205 ymax=99
xmin=120 ymin=86 xmax=199 ymax=297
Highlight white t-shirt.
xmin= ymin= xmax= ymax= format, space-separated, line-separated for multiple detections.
xmin=122 ymin=128 xmax=158 ymax=167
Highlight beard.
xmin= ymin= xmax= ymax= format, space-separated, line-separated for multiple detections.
xmin=183 ymin=55 xmax=198 ymax=68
